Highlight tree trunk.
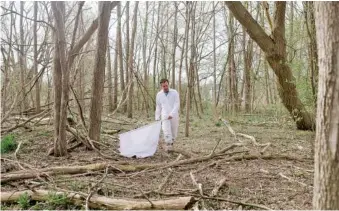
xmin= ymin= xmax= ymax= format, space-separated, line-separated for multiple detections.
xmin=171 ymin=2 xmax=178 ymax=89
xmin=117 ymin=3 xmax=125 ymax=113
xmin=88 ymin=1 xmax=111 ymax=142
xmin=225 ymin=2 xmax=315 ymax=130
xmin=52 ymin=2 xmax=68 ymax=156
xmin=313 ymin=2 xmax=339 ymax=209
xmin=243 ymin=24 xmax=253 ymax=112
xmin=123 ymin=2 xmax=130 ymax=113
xmin=112 ymin=39 xmax=118 ymax=111
xmin=153 ymin=2 xmax=161 ymax=104
xmin=127 ymin=2 xmax=139 ymax=118
xmin=20 ymin=2 xmax=28 ymax=112
xmin=107 ymin=40 xmax=113 ymax=112
xmin=227 ymin=13 xmax=238 ymax=113
xmin=142 ymin=2 xmax=149 ymax=117
xmin=212 ymin=2 xmax=217 ymax=117
xmin=34 ymin=2 xmax=41 ymax=113
xmin=304 ymin=1 xmax=319 ymax=106
xmin=1 ymin=5 xmax=13 ymax=116
xmin=185 ymin=2 xmax=195 ymax=137
xmin=179 ymin=4 xmax=190 ymax=115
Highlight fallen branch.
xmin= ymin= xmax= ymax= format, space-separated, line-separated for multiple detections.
xmin=2 ymin=150 xmax=306 ymax=183
xmin=1 ymin=109 xmax=51 ymax=134
xmin=278 ymin=172 xmax=312 ymax=188
xmin=86 ymin=167 xmax=108 ymax=210
xmin=191 ymin=194 xmax=271 ymax=210
xmin=0 ymin=189 xmax=195 ymax=210
xmin=210 ymin=177 xmax=227 ymax=197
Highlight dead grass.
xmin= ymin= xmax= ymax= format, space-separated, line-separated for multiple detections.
xmin=1 ymin=112 xmax=315 ymax=209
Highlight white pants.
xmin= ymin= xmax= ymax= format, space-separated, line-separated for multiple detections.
xmin=162 ymin=116 xmax=179 ymax=144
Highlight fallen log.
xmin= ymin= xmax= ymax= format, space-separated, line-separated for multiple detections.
xmin=0 ymin=189 xmax=195 ymax=210
xmin=1 ymin=148 xmax=306 ymax=184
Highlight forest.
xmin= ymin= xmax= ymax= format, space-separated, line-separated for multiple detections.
xmin=0 ymin=1 xmax=338 ymax=210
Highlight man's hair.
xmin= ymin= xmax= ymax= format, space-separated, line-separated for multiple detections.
xmin=160 ymin=78 xmax=169 ymax=84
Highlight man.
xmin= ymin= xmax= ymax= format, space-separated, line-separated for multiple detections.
xmin=155 ymin=79 xmax=180 ymax=151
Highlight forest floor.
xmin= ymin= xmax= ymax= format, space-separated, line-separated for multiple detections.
xmin=1 ymin=111 xmax=315 ymax=210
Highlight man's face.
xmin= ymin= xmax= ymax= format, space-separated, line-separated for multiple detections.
xmin=161 ymin=81 xmax=169 ymax=93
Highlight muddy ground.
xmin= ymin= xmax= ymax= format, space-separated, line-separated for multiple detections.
xmin=1 ymin=112 xmax=315 ymax=210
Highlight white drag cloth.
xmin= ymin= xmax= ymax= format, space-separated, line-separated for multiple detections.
xmin=119 ymin=121 xmax=162 ymax=158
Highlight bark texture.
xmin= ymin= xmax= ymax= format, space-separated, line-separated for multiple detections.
xmin=313 ymin=2 xmax=339 ymax=209
xmin=88 ymin=1 xmax=111 ymax=142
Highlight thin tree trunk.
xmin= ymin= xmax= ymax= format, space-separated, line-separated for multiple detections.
xmin=124 ymin=2 xmax=130 ymax=113
xmin=112 ymin=41 xmax=118 ymax=111
xmin=171 ymin=2 xmax=178 ymax=89
xmin=313 ymin=2 xmax=339 ymax=209
xmin=179 ymin=4 xmax=190 ymax=114
xmin=88 ymin=1 xmax=111 ymax=142
xmin=127 ymin=2 xmax=139 ymax=118
xmin=185 ymin=2 xmax=195 ymax=137
xmin=33 ymin=2 xmax=40 ymax=113
xmin=1 ymin=4 xmax=13 ymax=116
xmin=264 ymin=61 xmax=270 ymax=105
xmin=227 ymin=13 xmax=238 ymax=113
xmin=304 ymin=1 xmax=319 ymax=106
xmin=153 ymin=2 xmax=161 ymax=104
xmin=117 ymin=3 xmax=125 ymax=113
xmin=226 ymin=2 xmax=315 ymax=130
xmin=20 ymin=2 xmax=28 ymax=112
xmin=142 ymin=2 xmax=149 ymax=117
xmin=107 ymin=40 xmax=113 ymax=112
xmin=212 ymin=2 xmax=217 ymax=117
xmin=52 ymin=2 xmax=67 ymax=156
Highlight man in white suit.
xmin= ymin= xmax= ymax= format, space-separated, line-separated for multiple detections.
xmin=155 ymin=79 xmax=180 ymax=151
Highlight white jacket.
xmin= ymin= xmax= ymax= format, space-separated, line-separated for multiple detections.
xmin=155 ymin=89 xmax=180 ymax=120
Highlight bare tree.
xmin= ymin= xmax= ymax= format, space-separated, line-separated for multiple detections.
xmin=227 ymin=12 xmax=239 ymax=112
xmin=313 ymin=2 xmax=339 ymax=209
xmin=20 ymin=2 xmax=28 ymax=112
xmin=124 ymin=2 xmax=130 ymax=114
xmin=185 ymin=2 xmax=196 ymax=137
xmin=225 ymin=2 xmax=314 ymax=130
xmin=88 ymin=1 xmax=112 ymax=142
xmin=107 ymin=39 xmax=113 ymax=112
xmin=171 ymin=2 xmax=178 ymax=89
xmin=117 ymin=3 xmax=125 ymax=113
xmin=33 ymin=1 xmax=40 ymax=113
xmin=127 ymin=2 xmax=139 ymax=118
xmin=51 ymin=1 xmax=68 ymax=156
xmin=142 ymin=2 xmax=149 ymax=116
xmin=304 ymin=1 xmax=319 ymax=105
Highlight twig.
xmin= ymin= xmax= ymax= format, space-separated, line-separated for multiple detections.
xmin=190 ymin=171 xmax=205 ymax=209
xmin=14 ymin=142 xmax=25 ymax=170
xmin=210 ymin=177 xmax=227 ymax=197
xmin=85 ymin=167 xmax=109 ymax=210
xmin=2 ymin=109 xmax=51 ymax=134
xmin=158 ymin=169 xmax=174 ymax=191
xmin=260 ymin=143 xmax=271 ymax=154
xmin=209 ymin=138 xmax=222 ymax=156
xmin=278 ymin=172 xmax=312 ymax=189
xmin=192 ymin=194 xmax=272 ymax=210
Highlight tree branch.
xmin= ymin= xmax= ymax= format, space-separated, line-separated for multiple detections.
xmin=224 ymin=2 xmax=274 ymax=53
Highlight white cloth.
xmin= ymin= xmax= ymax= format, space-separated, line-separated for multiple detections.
xmin=119 ymin=121 xmax=161 ymax=158
xmin=155 ymin=89 xmax=180 ymax=143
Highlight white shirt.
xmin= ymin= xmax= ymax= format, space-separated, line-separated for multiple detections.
xmin=155 ymin=89 xmax=180 ymax=120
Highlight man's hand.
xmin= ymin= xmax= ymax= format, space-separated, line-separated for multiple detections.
xmin=168 ymin=115 xmax=173 ymax=120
